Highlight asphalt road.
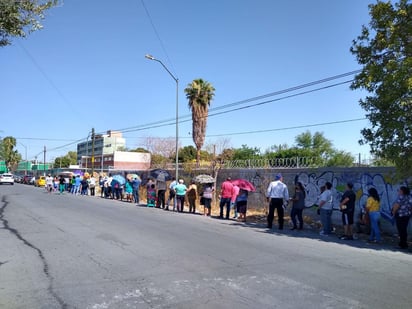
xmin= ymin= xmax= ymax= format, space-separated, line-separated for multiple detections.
xmin=0 ymin=184 xmax=411 ymax=309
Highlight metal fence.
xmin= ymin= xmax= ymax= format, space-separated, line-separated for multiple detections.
xmin=151 ymin=157 xmax=326 ymax=170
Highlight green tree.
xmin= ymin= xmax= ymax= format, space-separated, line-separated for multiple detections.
xmin=54 ymin=151 xmax=77 ymax=168
xmin=325 ymin=150 xmax=355 ymax=167
xmin=130 ymin=147 xmax=150 ymax=153
xmin=263 ymin=131 xmax=355 ymax=167
xmin=178 ymin=145 xmax=197 ymax=162
xmin=0 ymin=136 xmax=21 ymax=171
xmin=295 ymin=131 xmax=333 ymax=159
xmin=232 ymin=145 xmax=261 ymax=160
xmin=0 ymin=0 xmax=57 ymax=47
xmin=185 ymin=78 xmax=215 ymax=166
xmin=350 ymin=0 xmax=412 ymax=177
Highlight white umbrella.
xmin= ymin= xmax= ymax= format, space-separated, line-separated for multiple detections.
xmin=194 ymin=174 xmax=214 ymax=184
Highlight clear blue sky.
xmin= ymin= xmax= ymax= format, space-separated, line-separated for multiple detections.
xmin=1 ymin=0 xmax=374 ymax=162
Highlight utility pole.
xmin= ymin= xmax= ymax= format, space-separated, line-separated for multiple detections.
xmin=43 ymin=145 xmax=46 ymax=176
xmin=91 ymin=128 xmax=95 ymax=176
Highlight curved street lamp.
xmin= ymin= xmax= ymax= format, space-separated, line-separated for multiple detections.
xmin=145 ymin=54 xmax=179 ymax=181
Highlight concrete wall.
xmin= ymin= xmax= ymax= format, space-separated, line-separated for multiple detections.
xmin=202 ymin=166 xmax=409 ymax=234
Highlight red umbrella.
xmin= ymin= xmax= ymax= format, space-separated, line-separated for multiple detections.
xmin=231 ymin=179 xmax=256 ymax=192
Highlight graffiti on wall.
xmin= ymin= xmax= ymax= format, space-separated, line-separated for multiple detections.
xmin=294 ymin=171 xmax=407 ymax=223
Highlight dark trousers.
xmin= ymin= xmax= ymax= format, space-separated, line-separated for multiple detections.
xmin=188 ymin=197 xmax=196 ymax=213
xmin=291 ymin=208 xmax=303 ymax=228
xmin=220 ymin=197 xmax=231 ymax=219
xmin=133 ymin=188 xmax=140 ymax=204
xmin=267 ymin=198 xmax=284 ymax=229
xmin=90 ymin=186 xmax=95 ymax=196
xmin=157 ymin=190 xmax=166 ymax=208
xmin=396 ymin=215 xmax=410 ymax=248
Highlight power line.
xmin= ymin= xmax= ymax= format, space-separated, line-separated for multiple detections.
xmin=20 ymin=70 xmax=363 ymax=155
xmin=120 ymin=79 xmax=354 ymax=134
xmin=140 ymin=0 xmax=177 ymax=75
xmin=204 ymin=118 xmax=367 ymax=138
xmin=116 ymin=70 xmax=360 ymax=133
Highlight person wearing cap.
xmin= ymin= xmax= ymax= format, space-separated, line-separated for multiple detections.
xmin=339 ymin=182 xmax=356 ymax=240
xmin=266 ymin=173 xmax=289 ymax=230
xmin=174 ymin=179 xmax=188 ymax=212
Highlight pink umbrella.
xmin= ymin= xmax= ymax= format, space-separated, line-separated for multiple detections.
xmin=231 ymin=179 xmax=256 ymax=192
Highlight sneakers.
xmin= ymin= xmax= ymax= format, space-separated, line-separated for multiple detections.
xmin=319 ymin=231 xmax=328 ymax=236
xmin=339 ymin=235 xmax=354 ymax=240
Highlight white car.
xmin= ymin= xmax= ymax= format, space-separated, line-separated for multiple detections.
xmin=0 ymin=173 xmax=15 ymax=185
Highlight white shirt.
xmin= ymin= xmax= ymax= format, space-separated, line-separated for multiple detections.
xmin=266 ymin=180 xmax=289 ymax=200
xmin=46 ymin=176 xmax=53 ymax=186
xmin=319 ymin=189 xmax=333 ymax=210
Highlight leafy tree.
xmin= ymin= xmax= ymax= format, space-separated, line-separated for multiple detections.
xmin=350 ymin=0 xmax=412 ymax=177
xmin=0 ymin=136 xmax=21 ymax=171
xmin=54 ymin=151 xmax=77 ymax=168
xmin=325 ymin=150 xmax=355 ymax=167
xmin=0 ymin=0 xmax=57 ymax=47
xmin=185 ymin=78 xmax=215 ymax=166
xmin=216 ymin=148 xmax=234 ymax=162
xmin=295 ymin=131 xmax=333 ymax=159
xmin=130 ymin=147 xmax=150 ymax=153
xmin=178 ymin=145 xmax=197 ymax=162
xmin=232 ymin=145 xmax=261 ymax=160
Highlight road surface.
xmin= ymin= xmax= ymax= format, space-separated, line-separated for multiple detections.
xmin=0 ymin=184 xmax=410 ymax=308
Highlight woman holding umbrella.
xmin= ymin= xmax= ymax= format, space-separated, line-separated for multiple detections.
xmin=236 ymin=189 xmax=249 ymax=222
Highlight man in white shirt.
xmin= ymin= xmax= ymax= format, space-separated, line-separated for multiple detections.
xmin=45 ymin=174 xmax=54 ymax=194
xmin=319 ymin=181 xmax=333 ymax=236
xmin=266 ymin=173 xmax=289 ymax=230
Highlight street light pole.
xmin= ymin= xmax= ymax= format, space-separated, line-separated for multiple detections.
xmin=145 ymin=54 xmax=179 ymax=181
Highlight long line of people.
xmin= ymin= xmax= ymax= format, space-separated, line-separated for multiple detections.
xmin=44 ymin=172 xmax=411 ymax=249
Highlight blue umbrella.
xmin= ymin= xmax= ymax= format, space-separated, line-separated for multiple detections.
xmin=112 ymin=174 xmax=126 ymax=185
xmin=150 ymin=169 xmax=172 ymax=181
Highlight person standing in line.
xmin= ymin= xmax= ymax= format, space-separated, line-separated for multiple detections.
xmin=89 ymin=175 xmax=96 ymax=196
xmin=266 ymin=173 xmax=289 ymax=230
xmin=174 ymin=179 xmax=187 ymax=213
xmin=45 ymin=174 xmax=54 ymax=194
xmin=231 ymin=184 xmax=240 ymax=219
xmin=59 ymin=175 xmax=65 ymax=194
xmin=391 ymin=186 xmax=412 ymax=249
xmin=156 ymin=177 xmax=167 ymax=209
xmin=318 ymin=181 xmax=333 ymax=236
xmin=72 ymin=175 xmax=81 ymax=195
xmin=202 ymin=183 xmax=214 ymax=217
xmin=219 ymin=177 xmax=233 ymax=219
xmin=125 ymin=179 xmax=133 ymax=202
xmin=166 ymin=177 xmax=177 ymax=211
xmin=339 ymin=182 xmax=356 ymax=240
xmin=236 ymin=189 xmax=249 ymax=222
xmin=132 ymin=176 xmax=141 ymax=205
xmin=365 ymin=187 xmax=381 ymax=243
xmin=187 ymin=180 xmax=198 ymax=214
xmin=80 ymin=176 xmax=89 ymax=196
xmin=290 ymin=182 xmax=306 ymax=230
xmin=146 ymin=183 xmax=156 ymax=207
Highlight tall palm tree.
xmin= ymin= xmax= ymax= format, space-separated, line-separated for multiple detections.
xmin=184 ymin=78 xmax=215 ymax=166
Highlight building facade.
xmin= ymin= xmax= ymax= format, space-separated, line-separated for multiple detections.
xmin=77 ymin=130 xmax=151 ymax=172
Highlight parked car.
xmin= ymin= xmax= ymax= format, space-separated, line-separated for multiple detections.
xmin=22 ymin=175 xmax=34 ymax=184
xmin=35 ymin=176 xmax=46 ymax=187
xmin=13 ymin=175 xmax=22 ymax=183
xmin=0 ymin=173 xmax=14 ymax=185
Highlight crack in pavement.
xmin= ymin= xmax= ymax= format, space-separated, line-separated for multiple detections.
xmin=0 ymin=196 xmax=69 ymax=309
